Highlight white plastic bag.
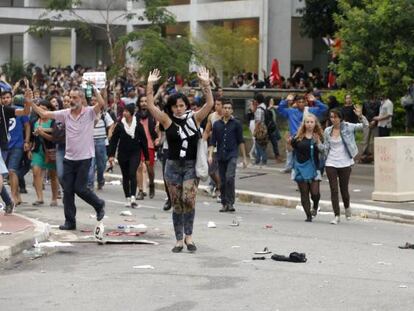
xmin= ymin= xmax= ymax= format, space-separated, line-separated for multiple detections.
xmin=196 ymin=138 xmax=209 ymax=181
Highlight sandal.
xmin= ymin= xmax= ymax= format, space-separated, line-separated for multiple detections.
xmin=32 ymin=200 xmax=44 ymax=206
xmin=254 ymin=247 xmax=272 ymax=255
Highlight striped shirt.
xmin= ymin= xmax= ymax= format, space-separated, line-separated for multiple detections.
xmin=93 ymin=112 xmax=114 ymax=140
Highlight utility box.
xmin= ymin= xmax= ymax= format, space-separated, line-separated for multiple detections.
xmin=372 ymin=137 xmax=414 ymax=202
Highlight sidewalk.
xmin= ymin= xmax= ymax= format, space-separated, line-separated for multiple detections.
xmin=0 ymin=213 xmax=49 ymax=262
xmin=106 ymin=159 xmax=414 ymax=224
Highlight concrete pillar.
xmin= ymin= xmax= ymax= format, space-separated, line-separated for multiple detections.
xmin=259 ymin=0 xmax=269 ymax=78
xmin=267 ymin=0 xmax=292 ymax=77
xmin=23 ymin=33 xmax=50 ymax=67
xmin=70 ymin=28 xmax=77 ymax=67
xmin=372 ymin=137 xmax=414 ymax=202
xmin=0 ymin=35 xmax=11 ymax=65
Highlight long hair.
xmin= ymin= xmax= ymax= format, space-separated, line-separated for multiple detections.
xmin=164 ymin=93 xmax=190 ymax=117
xmin=295 ymin=113 xmax=323 ymax=141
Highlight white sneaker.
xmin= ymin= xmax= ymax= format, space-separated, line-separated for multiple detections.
xmin=345 ymin=208 xmax=352 ymax=220
xmin=330 ymin=216 xmax=340 ymax=225
xmin=125 ymin=197 xmax=131 ymax=207
xmin=131 ymin=196 xmax=138 ymax=208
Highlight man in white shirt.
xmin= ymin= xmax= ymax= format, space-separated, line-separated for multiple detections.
xmin=374 ymin=97 xmax=393 ymax=137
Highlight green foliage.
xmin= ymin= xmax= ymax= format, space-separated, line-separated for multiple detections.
xmin=194 ymin=25 xmax=259 ymax=83
xmin=126 ymin=29 xmax=193 ymax=79
xmin=321 ymin=88 xmax=361 ymax=106
xmin=143 ymin=0 xmax=175 ymax=26
xmin=334 ymin=0 xmax=414 ymax=101
xmin=297 ymin=0 xmax=339 ymax=38
xmin=297 ymin=0 xmax=363 ymax=38
xmin=1 ymin=60 xmax=29 ymax=84
xmin=45 ymin=0 xmax=82 ymax=10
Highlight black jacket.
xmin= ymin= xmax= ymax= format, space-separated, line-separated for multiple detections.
xmin=109 ymin=116 xmax=149 ymax=162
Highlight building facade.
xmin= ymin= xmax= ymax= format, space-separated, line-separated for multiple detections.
xmin=0 ymin=0 xmax=327 ymax=78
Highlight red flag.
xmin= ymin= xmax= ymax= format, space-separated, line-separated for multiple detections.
xmin=328 ymin=70 xmax=336 ymax=89
xmin=269 ymin=59 xmax=281 ymax=87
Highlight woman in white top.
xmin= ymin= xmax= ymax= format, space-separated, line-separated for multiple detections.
xmin=322 ymin=108 xmax=368 ymax=224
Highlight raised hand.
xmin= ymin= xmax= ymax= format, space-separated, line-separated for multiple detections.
xmin=286 ymin=94 xmax=295 ymax=101
xmin=24 ymin=88 xmax=33 ymax=103
xmin=197 ymin=67 xmax=210 ymax=87
xmin=354 ymin=105 xmax=362 ymax=117
xmin=307 ymin=94 xmax=316 ymax=102
xmin=148 ymin=69 xmax=161 ymax=84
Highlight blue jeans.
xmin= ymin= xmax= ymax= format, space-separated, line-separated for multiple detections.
xmin=269 ymin=130 xmax=281 ymax=157
xmin=285 ymin=150 xmax=293 ymax=170
xmin=55 ymin=144 xmax=65 ymax=186
xmin=4 ymin=147 xmax=23 ymax=173
xmin=255 ymin=144 xmax=267 ymax=165
xmin=88 ymin=138 xmax=107 ymax=188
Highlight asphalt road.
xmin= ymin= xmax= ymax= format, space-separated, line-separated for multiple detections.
xmin=1 ymin=182 xmax=414 ymax=311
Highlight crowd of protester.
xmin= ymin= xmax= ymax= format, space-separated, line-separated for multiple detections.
xmin=0 ymin=62 xmax=400 ymax=251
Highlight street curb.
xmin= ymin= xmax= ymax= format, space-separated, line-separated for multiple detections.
xmin=105 ymin=173 xmax=414 ymax=225
xmin=0 ymin=214 xmax=50 ymax=262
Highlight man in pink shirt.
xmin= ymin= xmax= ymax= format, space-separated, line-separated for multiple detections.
xmin=30 ymin=86 xmax=105 ymax=230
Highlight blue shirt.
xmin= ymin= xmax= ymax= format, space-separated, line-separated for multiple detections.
xmin=277 ymin=100 xmax=328 ymax=136
xmin=8 ymin=113 xmax=29 ymax=149
xmin=211 ymin=117 xmax=244 ymax=161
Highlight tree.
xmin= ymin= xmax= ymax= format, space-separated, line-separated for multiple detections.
xmin=297 ymin=0 xmax=339 ymax=38
xmin=114 ymin=0 xmax=194 ymax=79
xmin=29 ymin=0 xmax=139 ymax=65
xmin=334 ymin=0 xmax=414 ymax=100
xmin=194 ymin=25 xmax=259 ymax=83
xmin=297 ymin=0 xmax=362 ymax=38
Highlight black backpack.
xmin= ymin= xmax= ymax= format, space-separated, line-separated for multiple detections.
xmin=258 ymin=107 xmax=277 ymax=135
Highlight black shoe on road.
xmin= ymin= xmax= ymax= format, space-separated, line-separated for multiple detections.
xmin=219 ymin=205 xmax=229 ymax=212
xmin=59 ymin=223 xmax=76 ymax=230
xmin=149 ymin=184 xmax=155 ymax=199
xmin=227 ymin=205 xmax=235 ymax=212
xmin=163 ymin=200 xmax=171 ymax=211
xmin=137 ymin=191 xmax=144 ymax=200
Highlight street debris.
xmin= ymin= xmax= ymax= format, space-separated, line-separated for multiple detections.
xmin=80 ymin=229 xmax=93 ymax=233
xmin=0 ymin=231 xmax=12 ymax=235
xmin=377 ymin=261 xmax=392 ymax=266
xmin=49 ymin=225 xmax=60 ymax=229
xmin=203 ymin=202 xmax=210 ymax=206
xmin=35 ymin=241 xmax=73 ymax=248
xmin=124 ymin=218 xmax=135 ymax=222
xmin=108 ymin=180 xmax=121 ymax=185
xmin=353 ymin=189 xmax=361 ymax=192
xmin=252 ymin=256 xmax=266 ymax=260
xmin=106 ymin=231 xmax=142 ymax=237
xmin=120 ymin=211 xmax=132 ymax=216
xmin=264 ymin=224 xmax=273 ymax=229
xmin=255 ymin=247 xmax=272 ymax=255
xmin=271 ymin=252 xmax=307 ymax=263
xmin=23 ymin=248 xmax=44 ymax=259
xmin=95 ymin=222 xmax=104 ymax=243
xmin=371 ymin=243 xmax=383 ymax=246
xmin=399 ymin=242 xmax=414 ymax=249
xmin=399 ymin=285 xmax=408 ymax=288
xmin=133 ymin=265 xmax=154 ymax=270
xmin=229 ymin=220 xmax=239 ymax=227
xmin=207 ymin=221 xmax=216 ymax=228
xmin=231 ymin=245 xmax=241 ymax=248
